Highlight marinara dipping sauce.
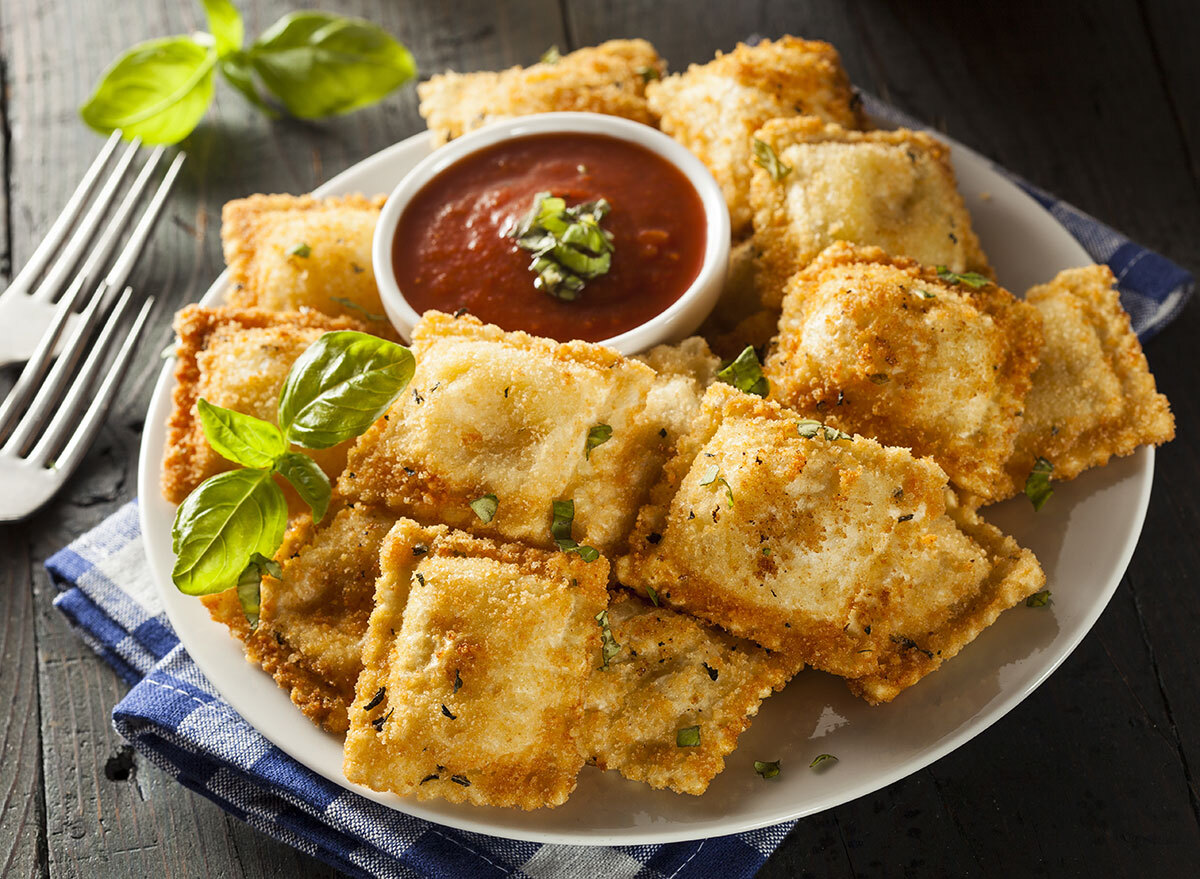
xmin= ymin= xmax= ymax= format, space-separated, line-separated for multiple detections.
xmin=392 ymin=132 xmax=707 ymax=343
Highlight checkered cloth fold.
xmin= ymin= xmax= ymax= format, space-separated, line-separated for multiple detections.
xmin=46 ymin=104 xmax=1190 ymax=877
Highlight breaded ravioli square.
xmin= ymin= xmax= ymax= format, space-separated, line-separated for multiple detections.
xmin=201 ymin=504 xmax=397 ymax=732
xmin=616 ymin=384 xmax=1044 ymax=701
xmin=577 ymin=590 xmax=798 ymax=795
xmin=417 ymin=40 xmax=664 ymax=147
xmin=343 ymin=520 xmax=609 ymax=810
xmin=222 ymin=193 xmax=393 ymax=327
xmin=989 ymin=265 xmax=1174 ymax=501
xmin=162 ymin=305 xmax=367 ymax=506
xmin=751 ymin=118 xmax=991 ymax=306
xmin=765 ymin=244 xmax=1043 ymax=500
xmin=338 ymin=312 xmax=672 ymax=554
xmin=647 ymin=37 xmax=862 ymax=237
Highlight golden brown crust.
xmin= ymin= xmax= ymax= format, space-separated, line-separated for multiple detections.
xmin=765 ymin=243 xmax=1043 ymax=500
xmin=577 ymin=590 xmax=799 ymax=795
xmin=647 ymin=36 xmax=862 ymax=236
xmin=750 ymin=118 xmax=991 ymax=307
xmin=336 ymin=311 xmax=680 ymax=554
xmin=200 ymin=504 xmax=397 ymax=732
xmin=987 ymin=265 xmax=1175 ymax=500
xmin=161 ymin=305 xmax=368 ymax=507
xmin=221 ymin=193 xmax=394 ymax=331
xmin=616 ymin=383 xmax=1044 ymax=701
xmin=343 ymin=520 xmax=609 ymax=809
xmin=417 ymin=40 xmax=665 ymax=147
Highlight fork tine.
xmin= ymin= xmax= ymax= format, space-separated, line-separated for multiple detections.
xmin=103 ymin=151 xmax=187 ymax=295
xmin=29 ymin=137 xmax=142 ymax=304
xmin=73 ymin=146 xmax=165 ymax=289
xmin=0 ymin=130 xmax=122 ymax=302
xmin=0 ymin=269 xmax=95 ymax=436
xmin=0 ymin=283 xmax=111 ymax=451
xmin=28 ymin=291 xmax=151 ymax=470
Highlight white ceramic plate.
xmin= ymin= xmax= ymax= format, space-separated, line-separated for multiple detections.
xmin=138 ymin=127 xmax=1153 ymax=845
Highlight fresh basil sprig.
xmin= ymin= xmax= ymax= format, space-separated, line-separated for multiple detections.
xmin=171 ymin=331 xmax=415 ymax=601
xmin=80 ymin=0 xmax=416 ymax=145
xmin=717 ymin=346 xmax=769 ymax=397
xmin=510 ymin=193 xmax=615 ymax=301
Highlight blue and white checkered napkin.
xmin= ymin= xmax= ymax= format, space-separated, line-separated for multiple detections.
xmin=45 ymin=112 xmax=1191 ymax=877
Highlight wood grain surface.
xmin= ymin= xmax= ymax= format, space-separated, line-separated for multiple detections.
xmin=0 ymin=1 xmax=1196 ymax=876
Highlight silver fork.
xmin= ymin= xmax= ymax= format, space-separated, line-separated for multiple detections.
xmin=0 ymin=287 xmax=154 ymax=521
xmin=0 ymin=131 xmax=185 ymax=367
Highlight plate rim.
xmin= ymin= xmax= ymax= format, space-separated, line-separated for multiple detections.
xmin=137 ymin=126 xmax=1155 ymax=845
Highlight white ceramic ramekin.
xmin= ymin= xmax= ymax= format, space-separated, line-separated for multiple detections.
xmin=372 ymin=112 xmax=730 ymax=355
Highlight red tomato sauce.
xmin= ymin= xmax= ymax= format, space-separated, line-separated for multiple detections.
xmin=393 ymin=132 xmax=707 ymax=343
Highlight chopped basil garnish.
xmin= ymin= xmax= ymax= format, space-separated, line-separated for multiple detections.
xmin=1025 ymin=457 xmax=1054 ymax=511
xmin=698 ymin=464 xmax=719 ymax=486
xmin=595 ymin=609 xmax=621 ymax=670
xmin=646 ymin=585 xmax=660 ymax=606
xmin=1026 ymin=590 xmax=1052 ymax=608
xmin=441 ymin=703 xmax=456 ymax=719
xmin=450 ymin=774 xmax=471 ymax=787
xmin=636 ymin=65 xmax=661 ymax=82
xmin=717 ymin=345 xmax=769 ymax=397
xmin=550 ymin=499 xmax=600 ymax=562
xmin=916 ymin=288 xmax=936 ymax=299
xmin=469 ymin=493 xmax=498 ymax=523
xmin=754 ymin=760 xmax=781 ymax=779
xmin=363 ymin=687 xmax=386 ymax=711
xmin=453 ymin=670 xmax=463 ymax=693
xmin=329 ymin=296 xmax=385 ymax=322
xmin=869 ymin=373 xmax=890 ymax=384
xmin=676 ymin=725 xmax=701 ymax=748
xmin=370 ymin=707 xmax=394 ymax=731
xmin=935 ymin=266 xmax=990 ymax=288
xmin=809 ymin=753 xmax=838 ymax=769
xmin=540 ymin=45 xmax=560 ymax=64
xmin=510 ymin=192 xmax=615 ymax=300
xmin=703 ymin=662 xmax=718 ymax=681
xmin=585 ymin=424 xmax=613 ymax=459
xmin=797 ymin=420 xmax=852 ymax=441
xmin=752 ymin=138 xmax=791 ymax=182
xmin=287 ymin=242 xmax=311 ymax=258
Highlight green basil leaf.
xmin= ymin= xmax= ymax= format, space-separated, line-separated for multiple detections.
xmin=197 ymin=397 xmax=285 ymax=469
xmin=935 ymin=266 xmax=991 ymax=289
xmin=171 ymin=469 xmax=287 ymax=596
xmin=585 ymin=424 xmax=612 ymax=459
xmin=717 ymin=346 xmax=769 ymax=397
xmin=202 ymin=0 xmax=244 ymax=56
xmin=273 ymin=451 xmax=331 ymax=522
xmin=277 ymin=331 xmax=415 ymax=449
xmin=550 ymin=499 xmax=601 ymax=562
xmin=676 ymin=725 xmax=701 ymax=748
xmin=248 ymin=12 xmax=417 ymax=118
xmin=219 ymin=52 xmax=279 ymax=116
xmin=752 ymin=138 xmax=791 ymax=182
xmin=236 ymin=551 xmax=282 ymax=628
xmin=1025 ymin=456 xmax=1054 ymax=511
xmin=80 ymin=35 xmax=217 ymax=145
xmin=809 ymin=753 xmax=838 ymax=769
xmin=595 ymin=609 xmax=621 ymax=670
xmin=470 ymin=493 xmax=498 ymax=524
xmin=1026 ymin=589 xmax=1052 ymax=608
xmin=754 ymin=760 xmax=781 ymax=779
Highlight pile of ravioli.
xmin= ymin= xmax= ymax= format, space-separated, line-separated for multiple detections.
xmin=163 ymin=37 xmax=1175 ymax=811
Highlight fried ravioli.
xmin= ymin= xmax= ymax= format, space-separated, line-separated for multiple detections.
xmin=647 ymin=36 xmax=862 ymax=237
xmin=343 ymin=520 xmax=609 ymax=809
xmin=751 ymin=118 xmax=991 ymax=306
xmin=417 ymin=40 xmax=664 ymax=147
xmin=983 ymin=265 xmax=1175 ymax=501
xmin=162 ymin=305 xmax=367 ymax=506
xmin=577 ymin=590 xmax=797 ymax=795
xmin=222 ymin=193 xmax=392 ymax=327
xmin=338 ymin=312 xmax=673 ymax=554
xmin=616 ymin=383 xmax=1044 ymax=701
xmin=765 ymin=244 xmax=1043 ymax=500
xmin=201 ymin=504 xmax=397 ymax=732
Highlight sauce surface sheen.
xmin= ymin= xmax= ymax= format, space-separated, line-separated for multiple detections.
xmin=393 ymin=132 xmax=707 ymax=342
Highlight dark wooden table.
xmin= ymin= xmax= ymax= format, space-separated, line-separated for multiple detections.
xmin=3 ymin=1 xmax=1197 ymax=876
